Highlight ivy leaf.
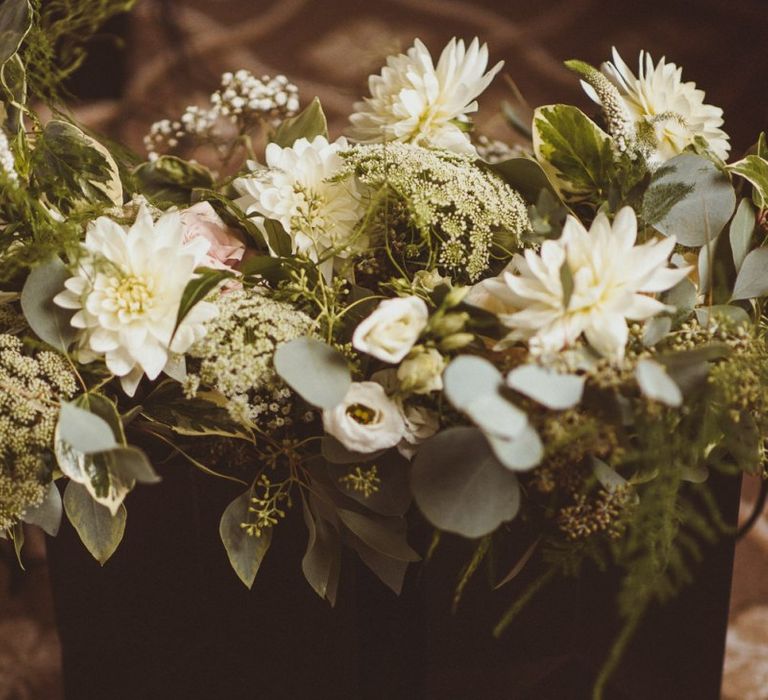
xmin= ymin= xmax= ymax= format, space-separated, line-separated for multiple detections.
xmin=642 ymin=154 xmax=736 ymax=247
xmin=32 ymin=120 xmax=122 ymax=211
xmin=271 ymin=97 xmax=327 ymax=148
xmin=729 ymin=198 xmax=756 ymax=273
xmin=411 ymin=427 xmax=521 ymax=538
xmin=63 ymin=481 xmax=126 ymax=565
xmin=274 ymin=337 xmax=351 ymax=409
xmin=532 ymin=104 xmax=614 ymax=201
xmin=731 ymin=248 xmax=768 ymax=300
xmin=20 ymin=256 xmax=76 ymax=352
xmin=728 ymin=154 xmax=768 ymax=208
xmin=0 ymin=0 xmax=31 ymax=65
xmin=22 ymin=481 xmax=63 ymax=536
xmin=174 ymin=266 xmax=234 ymax=333
xmin=219 ymin=489 xmax=272 ymax=589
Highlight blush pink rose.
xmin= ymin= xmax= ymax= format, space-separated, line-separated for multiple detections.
xmin=180 ymin=202 xmax=247 ymax=272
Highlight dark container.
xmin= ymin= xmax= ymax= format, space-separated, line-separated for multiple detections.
xmin=46 ymin=461 xmax=740 ymax=700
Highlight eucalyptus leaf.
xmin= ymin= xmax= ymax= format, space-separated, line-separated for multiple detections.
xmin=662 ymin=277 xmax=697 ymax=317
xmin=731 ymin=247 xmax=768 ymax=300
xmin=219 ymin=489 xmax=272 ymax=589
xmin=464 ymin=392 xmax=527 ymax=440
xmin=0 ymin=0 xmax=31 ymax=65
xmin=643 ymin=154 xmax=736 ymax=247
xmin=506 ymin=365 xmax=585 ymax=410
xmin=636 ymin=358 xmax=683 ymax=407
xmin=20 ymin=257 xmax=76 ymax=352
xmin=412 ymin=427 xmax=521 ymax=538
xmin=321 ymin=435 xmax=382 ymax=464
xmin=729 ymin=198 xmax=756 ymax=272
xmin=274 ymin=337 xmax=351 ymax=409
xmin=592 ymin=457 xmax=628 ymax=493
xmin=485 ymin=424 xmax=544 ymax=471
xmin=58 ymin=402 xmax=118 ymax=454
xmin=63 ymin=481 xmax=126 ymax=565
xmin=271 ymin=97 xmax=328 ymax=148
xmin=695 ymin=305 xmax=750 ymax=327
xmin=443 ymin=355 xmax=503 ymax=409
xmin=348 ymin=536 xmax=409 ymax=595
xmin=642 ymin=316 xmax=672 ymax=347
xmin=22 ymin=481 xmax=62 ymax=536
xmin=728 ymin=154 xmax=768 ymax=208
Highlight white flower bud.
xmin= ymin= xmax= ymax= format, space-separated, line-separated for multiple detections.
xmin=353 ymin=296 xmax=429 ymax=363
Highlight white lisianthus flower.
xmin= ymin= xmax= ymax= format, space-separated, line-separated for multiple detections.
xmin=349 ymin=37 xmax=503 ymax=155
xmin=397 ymin=347 xmax=446 ymax=394
xmin=595 ymin=48 xmax=730 ymax=163
xmin=353 ymin=296 xmax=429 ymax=363
xmin=234 ymin=135 xmax=364 ymax=280
xmin=54 ymin=205 xmax=217 ymax=396
xmin=495 ymin=207 xmax=691 ymax=362
xmin=322 ymin=381 xmax=406 ymax=453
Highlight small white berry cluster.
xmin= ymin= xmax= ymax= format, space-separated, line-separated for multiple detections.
xmin=0 ymin=130 xmax=18 ymax=185
xmin=212 ymin=71 xmax=299 ymax=124
xmin=143 ymin=71 xmax=300 ymax=160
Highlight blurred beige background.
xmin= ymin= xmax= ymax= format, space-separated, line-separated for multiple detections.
xmin=2 ymin=0 xmax=767 ymax=697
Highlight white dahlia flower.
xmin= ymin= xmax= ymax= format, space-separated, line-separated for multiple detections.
xmin=596 ymin=48 xmax=730 ymax=163
xmin=495 ymin=207 xmax=691 ymax=362
xmin=349 ymin=38 xmax=503 ymax=155
xmin=234 ymin=135 xmax=364 ymax=279
xmin=54 ymin=205 xmax=217 ymax=396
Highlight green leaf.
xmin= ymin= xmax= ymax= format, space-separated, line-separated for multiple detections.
xmin=731 ymin=248 xmax=768 ymax=300
xmin=20 ymin=257 xmax=76 ymax=352
xmin=271 ymin=97 xmax=327 ymax=148
xmin=337 ymin=509 xmax=419 ymax=562
xmin=274 ymin=337 xmax=351 ymax=409
xmin=656 ymin=343 xmax=729 ymax=394
xmin=636 ymin=358 xmax=682 ymax=407
xmin=58 ymin=402 xmax=117 ymax=453
xmin=134 ymin=155 xmax=214 ymax=205
xmin=22 ymin=481 xmax=62 ymax=536
xmin=411 ymin=427 xmax=521 ymax=538
xmin=261 ymin=218 xmax=293 ymax=257
xmin=506 ymin=364 xmax=585 ymax=410
xmin=219 ymin=489 xmax=272 ymax=589
xmin=174 ymin=266 xmax=233 ymax=333
xmin=532 ymin=104 xmax=614 ymax=200
xmin=301 ymin=494 xmax=341 ymax=605
xmin=63 ymin=481 xmax=126 ymax=565
xmin=0 ymin=0 xmax=31 ymax=65
xmin=729 ymin=198 xmax=756 ymax=273
xmin=643 ymin=154 xmax=736 ymax=247
xmin=486 ymin=157 xmax=559 ymax=203
xmin=728 ymin=154 xmax=768 ymax=208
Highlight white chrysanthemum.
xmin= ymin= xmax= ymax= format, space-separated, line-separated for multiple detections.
xmin=495 ymin=207 xmax=691 ymax=362
xmin=234 ymin=135 xmax=364 ymax=279
xmin=596 ymin=48 xmax=730 ymax=163
xmin=349 ymin=38 xmax=503 ymax=155
xmin=54 ymin=205 xmax=217 ymax=396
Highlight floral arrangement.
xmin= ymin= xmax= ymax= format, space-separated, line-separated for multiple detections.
xmin=2 ymin=1 xmax=767 ymax=694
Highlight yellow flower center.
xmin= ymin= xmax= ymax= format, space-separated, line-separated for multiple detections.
xmin=346 ymin=403 xmax=379 ymax=426
xmin=108 ymin=275 xmax=154 ymax=316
